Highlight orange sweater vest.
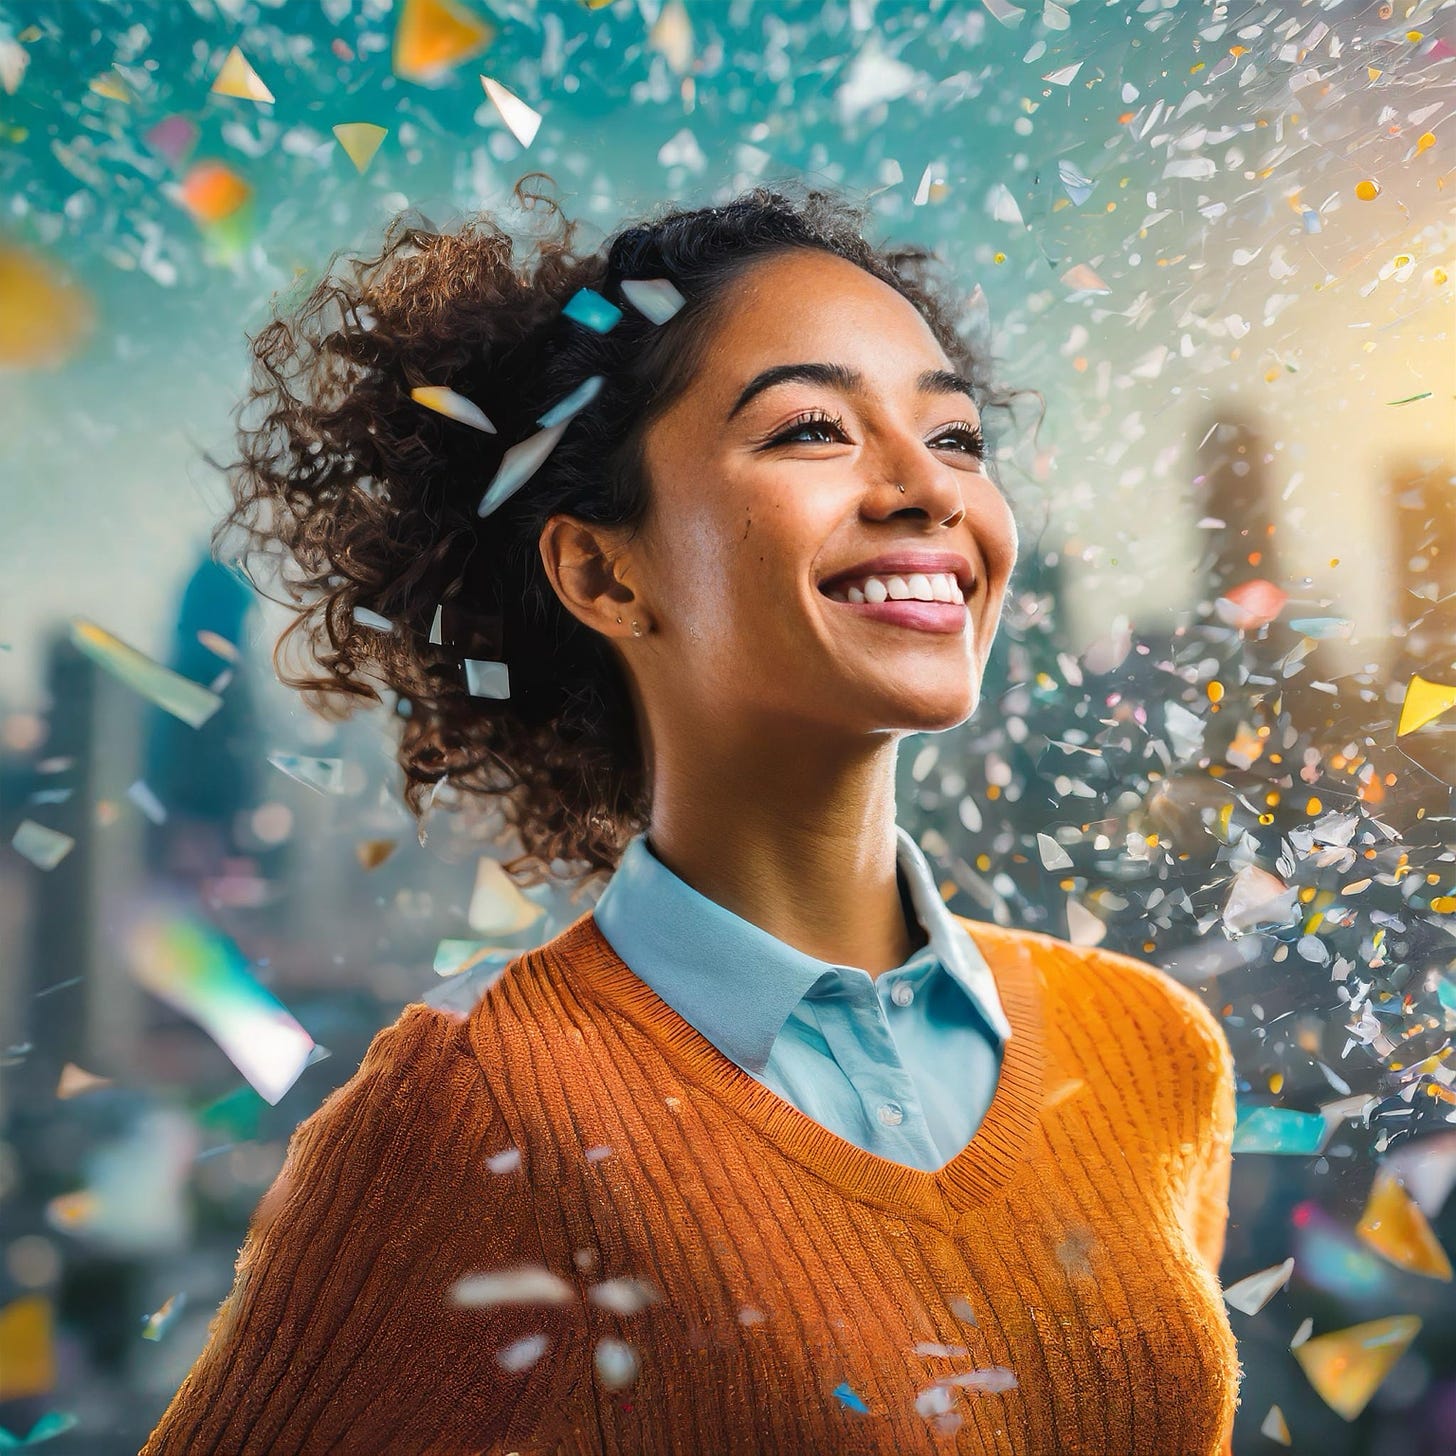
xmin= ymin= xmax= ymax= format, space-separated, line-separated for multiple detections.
xmin=143 ymin=912 xmax=1240 ymax=1454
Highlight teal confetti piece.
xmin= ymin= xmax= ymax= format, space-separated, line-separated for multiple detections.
xmin=0 ymin=1412 xmax=78 ymax=1448
xmin=833 ymin=1382 xmax=869 ymax=1412
xmin=562 ymin=287 xmax=621 ymax=333
xmin=1232 ymin=1103 xmax=1328 ymax=1155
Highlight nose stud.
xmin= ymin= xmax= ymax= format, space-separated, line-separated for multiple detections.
xmin=895 ymin=482 xmax=906 ymax=493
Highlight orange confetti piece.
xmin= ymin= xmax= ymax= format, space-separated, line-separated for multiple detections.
xmin=0 ymin=241 xmax=93 ymax=369
xmin=56 ymin=1062 xmax=112 ymax=1099
xmin=1214 ymin=578 xmax=1287 ymax=630
xmin=178 ymin=160 xmax=251 ymax=224
xmin=393 ymin=0 xmax=495 ymax=84
xmin=1356 ymin=1171 xmax=1453 ymax=1280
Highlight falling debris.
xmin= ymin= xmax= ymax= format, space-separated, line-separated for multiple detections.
xmin=1222 ymin=1257 xmax=1294 ymax=1316
xmin=1355 ymin=1171 xmax=1453 ymax=1280
xmin=1292 ymin=1315 xmax=1422 ymax=1420
xmin=210 ymin=46 xmax=274 ymax=104
xmin=332 ymin=123 xmax=388 ymax=174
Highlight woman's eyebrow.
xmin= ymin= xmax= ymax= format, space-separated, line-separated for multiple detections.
xmin=726 ymin=362 xmax=977 ymax=421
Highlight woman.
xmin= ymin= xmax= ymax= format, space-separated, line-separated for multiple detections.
xmin=144 ymin=180 xmax=1239 ymax=1455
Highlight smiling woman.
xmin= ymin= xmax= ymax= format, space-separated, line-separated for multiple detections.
xmin=143 ymin=177 xmax=1240 ymax=1455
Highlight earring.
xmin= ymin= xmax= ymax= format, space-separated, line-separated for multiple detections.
xmin=616 ymin=615 xmax=623 ymax=623
xmin=631 ymin=620 xmax=643 ymax=637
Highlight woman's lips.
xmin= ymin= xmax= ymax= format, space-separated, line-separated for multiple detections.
xmin=820 ymin=595 xmax=968 ymax=635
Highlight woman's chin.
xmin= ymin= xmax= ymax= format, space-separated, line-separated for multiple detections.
xmin=870 ymin=677 xmax=981 ymax=734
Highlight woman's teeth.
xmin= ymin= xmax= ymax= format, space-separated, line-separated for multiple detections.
xmin=825 ymin=572 xmax=964 ymax=605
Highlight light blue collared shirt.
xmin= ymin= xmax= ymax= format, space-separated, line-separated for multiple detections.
xmin=591 ymin=825 xmax=1009 ymax=1172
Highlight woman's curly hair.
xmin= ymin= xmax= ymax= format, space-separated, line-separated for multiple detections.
xmin=215 ymin=174 xmax=1038 ymax=886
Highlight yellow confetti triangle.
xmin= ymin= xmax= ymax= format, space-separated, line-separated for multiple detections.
xmin=332 ymin=122 xmax=388 ymax=173
xmin=1293 ymin=1315 xmax=1422 ymax=1420
xmin=1397 ymin=673 xmax=1456 ymax=736
xmin=393 ymin=0 xmax=495 ymax=83
xmin=210 ymin=45 xmax=274 ymax=104
xmin=1356 ymin=1170 xmax=1453 ymax=1280
xmin=0 ymin=1295 xmax=55 ymax=1401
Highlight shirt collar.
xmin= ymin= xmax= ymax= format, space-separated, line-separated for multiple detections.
xmin=590 ymin=823 xmax=1011 ymax=1074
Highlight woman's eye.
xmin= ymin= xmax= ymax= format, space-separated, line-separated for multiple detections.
xmin=769 ymin=410 xmax=847 ymax=446
xmin=933 ymin=423 xmax=986 ymax=459
xmin=768 ymin=413 xmax=984 ymax=457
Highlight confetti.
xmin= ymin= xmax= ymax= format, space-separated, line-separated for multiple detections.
xmin=0 ymin=242 xmax=93 ymax=368
xmin=210 ymin=46 xmax=274 ymax=104
xmin=1292 ymin=1315 xmax=1421 ymax=1420
xmin=332 ymin=123 xmax=388 ymax=174
xmin=586 ymin=1278 xmax=660 ymax=1315
xmin=176 ymin=161 xmax=251 ymax=224
xmin=67 ymin=620 xmax=225 ymax=728
xmin=122 ymin=908 xmax=316 ymax=1105
xmin=1259 ymin=1404 xmax=1291 ymax=1445
xmin=477 ymin=421 xmax=569 ymax=519
xmin=55 ymin=1063 xmax=111 ymax=1099
xmin=464 ymin=658 xmax=510 ymax=699
xmin=0 ymin=1296 xmax=53 ymax=1401
xmin=9 ymin=821 xmax=74 ymax=871
xmin=1395 ymin=673 xmax=1456 ymax=737
xmin=450 ymin=1266 xmax=574 ymax=1307
xmin=267 ymin=753 xmax=347 ymax=795
xmin=411 ymin=384 xmax=497 ymax=434
xmin=1231 ymin=1106 xmax=1328 ymax=1156
xmin=1213 ymin=579 xmax=1287 ymax=631
xmin=1222 ymin=866 xmax=1298 ymax=936
xmin=593 ymin=1336 xmax=640 ymax=1390
xmin=480 ymin=76 xmax=541 ymax=149
xmin=140 ymin=1292 xmax=187 ymax=1341
xmin=393 ymin=0 xmax=494 ymax=84
xmin=619 ymin=278 xmax=687 ymax=325
xmin=1222 ymin=1257 xmax=1294 ymax=1315
xmin=1354 ymin=1170 xmax=1453 ymax=1280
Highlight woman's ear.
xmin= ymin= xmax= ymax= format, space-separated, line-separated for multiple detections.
xmin=538 ymin=513 xmax=640 ymax=637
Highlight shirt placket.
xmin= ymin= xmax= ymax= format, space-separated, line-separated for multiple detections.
xmin=807 ymin=970 xmax=943 ymax=1169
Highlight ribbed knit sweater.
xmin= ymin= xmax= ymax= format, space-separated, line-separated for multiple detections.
xmin=143 ymin=911 xmax=1240 ymax=1455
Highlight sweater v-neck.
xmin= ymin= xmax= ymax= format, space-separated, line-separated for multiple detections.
xmin=542 ymin=911 xmax=1047 ymax=1226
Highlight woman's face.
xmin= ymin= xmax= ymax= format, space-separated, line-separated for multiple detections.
xmin=620 ymin=247 xmax=1017 ymax=742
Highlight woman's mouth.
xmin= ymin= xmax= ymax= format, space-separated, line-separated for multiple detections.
xmin=818 ymin=573 xmax=968 ymax=635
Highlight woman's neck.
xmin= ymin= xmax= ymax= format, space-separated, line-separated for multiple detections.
xmin=645 ymin=732 xmax=918 ymax=976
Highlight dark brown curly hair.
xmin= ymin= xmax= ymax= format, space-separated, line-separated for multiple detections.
xmin=215 ymin=174 xmax=1036 ymax=887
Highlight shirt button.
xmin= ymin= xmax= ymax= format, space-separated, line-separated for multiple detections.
xmin=890 ymin=981 xmax=915 ymax=1008
xmin=877 ymin=1101 xmax=905 ymax=1127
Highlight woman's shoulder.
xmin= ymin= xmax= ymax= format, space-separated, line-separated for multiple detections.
xmin=289 ymin=1001 xmax=495 ymax=1161
xmin=953 ymin=915 xmax=1231 ymax=1078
